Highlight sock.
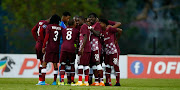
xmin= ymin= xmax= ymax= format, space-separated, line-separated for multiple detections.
xmin=60 ymin=65 xmax=65 ymax=82
xmin=41 ymin=67 xmax=46 ymax=82
xmin=98 ymin=70 xmax=103 ymax=83
xmin=39 ymin=65 xmax=42 ymax=81
xmin=85 ymin=75 xmax=89 ymax=83
xmin=67 ymin=72 xmax=71 ymax=83
xmin=71 ymin=64 xmax=75 ymax=83
xmin=105 ymin=65 xmax=111 ymax=84
xmin=114 ymin=65 xmax=120 ymax=84
xmin=84 ymin=66 xmax=89 ymax=83
xmin=54 ymin=68 xmax=58 ymax=82
xmin=97 ymin=64 xmax=103 ymax=83
xmin=61 ymin=75 xmax=64 ymax=82
xmin=78 ymin=65 xmax=83 ymax=82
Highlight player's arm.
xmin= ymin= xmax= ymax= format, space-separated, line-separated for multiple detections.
xmin=42 ymin=33 xmax=49 ymax=53
xmin=116 ymin=28 xmax=123 ymax=40
xmin=89 ymin=27 xmax=100 ymax=37
xmin=31 ymin=24 xmax=38 ymax=41
xmin=108 ymin=20 xmax=121 ymax=28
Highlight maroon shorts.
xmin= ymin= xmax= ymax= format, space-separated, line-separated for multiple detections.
xmin=43 ymin=51 xmax=59 ymax=63
xmin=78 ymin=52 xmax=91 ymax=66
xmin=60 ymin=51 xmax=76 ymax=64
xmin=90 ymin=50 xmax=100 ymax=65
xmin=105 ymin=53 xmax=119 ymax=66
xmin=35 ymin=42 xmax=43 ymax=60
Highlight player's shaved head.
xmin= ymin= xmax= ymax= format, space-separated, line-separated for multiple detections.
xmin=68 ymin=19 xmax=75 ymax=26
xmin=99 ymin=18 xmax=109 ymax=25
xmin=88 ymin=13 xmax=98 ymax=18
xmin=50 ymin=14 xmax=61 ymax=24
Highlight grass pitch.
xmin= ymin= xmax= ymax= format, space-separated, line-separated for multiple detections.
xmin=0 ymin=78 xmax=180 ymax=90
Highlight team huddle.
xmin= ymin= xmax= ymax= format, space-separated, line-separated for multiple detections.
xmin=32 ymin=12 xmax=122 ymax=86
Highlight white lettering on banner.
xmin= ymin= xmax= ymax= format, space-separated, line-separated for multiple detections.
xmin=134 ymin=62 xmax=140 ymax=74
xmin=154 ymin=61 xmax=166 ymax=74
xmin=176 ymin=62 xmax=180 ymax=74
xmin=153 ymin=61 xmax=180 ymax=74
xmin=166 ymin=62 xmax=176 ymax=74
xmin=147 ymin=61 xmax=152 ymax=74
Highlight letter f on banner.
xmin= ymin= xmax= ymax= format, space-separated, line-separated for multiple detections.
xmin=134 ymin=62 xmax=140 ymax=74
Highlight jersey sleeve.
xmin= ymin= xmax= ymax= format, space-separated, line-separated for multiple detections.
xmin=108 ymin=20 xmax=116 ymax=25
xmin=80 ymin=25 xmax=88 ymax=36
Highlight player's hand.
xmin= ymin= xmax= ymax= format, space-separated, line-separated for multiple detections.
xmin=42 ymin=48 xmax=45 ymax=53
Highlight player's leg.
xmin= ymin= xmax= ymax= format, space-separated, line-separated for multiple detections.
xmin=88 ymin=65 xmax=93 ymax=85
xmin=59 ymin=51 xmax=67 ymax=85
xmin=112 ymin=54 xmax=121 ymax=86
xmin=90 ymin=51 xmax=99 ymax=86
xmin=83 ymin=52 xmax=91 ymax=86
xmin=84 ymin=65 xmax=90 ymax=86
xmin=35 ymin=45 xmax=43 ymax=84
xmin=39 ymin=61 xmax=47 ymax=85
xmin=59 ymin=36 xmax=63 ymax=83
xmin=52 ymin=63 xmax=58 ymax=85
xmin=69 ymin=53 xmax=76 ymax=84
xmin=105 ymin=55 xmax=111 ymax=86
xmin=65 ymin=62 xmax=71 ymax=84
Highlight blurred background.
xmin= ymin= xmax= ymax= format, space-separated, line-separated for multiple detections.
xmin=0 ymin=0 xmax=180 ymax=55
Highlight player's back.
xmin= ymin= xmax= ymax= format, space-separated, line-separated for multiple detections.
xmin=61 ymin=27 xmax=79 ymax=53
xmin=46 ymin=24 xmax=62 ymax=53
xmin=79 ymin=24 xmax=91 ymax=53
xmin=37 ymin=20 xmax=48 ymax=42
xmin=103 ymin=27 xmax=118 ymax=55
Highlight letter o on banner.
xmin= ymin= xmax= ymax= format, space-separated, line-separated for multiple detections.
xmin=154 ymin=61 xmax=166 ymax=74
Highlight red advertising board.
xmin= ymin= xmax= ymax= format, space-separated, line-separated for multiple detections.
xmin=128 ymin=55 xmax=180 ymax=79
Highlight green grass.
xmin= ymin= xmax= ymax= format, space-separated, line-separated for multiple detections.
xmin=0 ymin=78 xmax=180 ymax=90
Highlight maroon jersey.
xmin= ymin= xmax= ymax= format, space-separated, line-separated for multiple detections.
xmin=103 ymin=27 xmax=118 ymax=55
xmin=90 ymin=22 xmax=102 ymax=51
xmin=32 ymin=20 xmax=48 ymax=42
xmin=61 ymin=26 xmax=79 ymax=53
xmin=43 ymin=24 xmax=63 ymax=53
xmin=79 ymin=24 xmax=91 ymax=53
xmin=108 ymin=20 xmax=116 ymax=26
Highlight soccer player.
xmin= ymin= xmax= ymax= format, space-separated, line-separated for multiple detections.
xmin=59 ymin=19 xmax=79 ymax=85
xmin=72 ymin=18 xmax=91 ymax=86
xmin=100 ymin=20 xmax=121 ymax=86
xmin=88 ymin=13 xmax=105 ymax=86
xmin=31 ymin=17 xmax=49 ymax=85
xmin=99 ymin=18 xmax=122 ymax=86
xmin=58 ymin=12 xmax=71 ymax=85
xmin=39 ymin=14 xmax=62 ymax=85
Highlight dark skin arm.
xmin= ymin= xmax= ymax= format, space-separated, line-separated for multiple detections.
xmin=115 ymin=28 xmax=123 ymax=44
xmin=79 ymin=34 xmax=87 ymax=55
xmin=112 ymin=22 xmax=121 ymax=28
xmin=90 ymin=28 xmax=100 ymax=37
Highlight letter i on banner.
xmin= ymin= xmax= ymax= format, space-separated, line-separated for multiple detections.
xmin=147 ymin=61 xmax=152 ymax=74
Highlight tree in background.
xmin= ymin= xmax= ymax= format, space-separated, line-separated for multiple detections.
xmin=1 ymin=0 xmax=100 ymax=53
